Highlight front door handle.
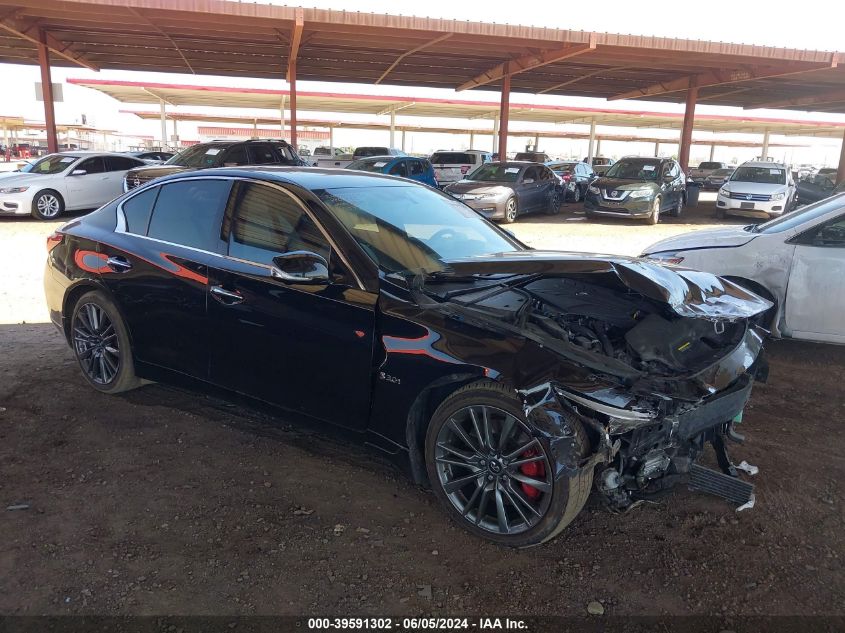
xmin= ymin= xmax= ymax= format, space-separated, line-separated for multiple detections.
xmin=210 ymin=285 xmax=244 ymax=305
xmin=106 ymin=256 xmax=132 ymax=272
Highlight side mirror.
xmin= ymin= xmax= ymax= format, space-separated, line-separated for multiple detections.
xmin=70 ymin=169 xmax=87 ymax=176
xmin=271 ymin=251 xmax=329 ymax=284
xmin=662 ymin=173 xmax=674 ymax=183
xmin=523 ymin=178 xmax=534 ymax=184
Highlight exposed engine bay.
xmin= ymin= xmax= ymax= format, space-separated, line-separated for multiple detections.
xmin=428 ymin=271 xmax=767 ymax=511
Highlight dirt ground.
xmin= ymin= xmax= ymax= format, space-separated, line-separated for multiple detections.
xmin=1 ymin=197 xmax=843 ymax=617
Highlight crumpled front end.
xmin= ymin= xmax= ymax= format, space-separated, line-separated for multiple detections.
xmin=432 ymin=258 xmax=771 ymax=512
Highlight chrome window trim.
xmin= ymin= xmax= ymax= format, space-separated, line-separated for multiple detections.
xmin=115 ymin=174 xmax=366 ymax=291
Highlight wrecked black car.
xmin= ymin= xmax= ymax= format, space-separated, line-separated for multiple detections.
xmin=44 ymin=168 xmax=770 ymax=547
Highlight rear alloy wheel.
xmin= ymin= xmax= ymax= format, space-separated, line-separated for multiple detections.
xmin=31 ymin=190 xmax=64 ymax=220
xmin=647 ymin=195 xmax=661 ymax=225
xmin=545 ymin=191 xmax=560 ymax=215
xmin=503 ymin=197 xmax=518 ymax=223
xmin=570 ymin=185 xmax=581 ymax=203
xmin=425 ymin=382 xmax=592 ymax=547
xmin=71 ymin=291 xmax=141 ymax=394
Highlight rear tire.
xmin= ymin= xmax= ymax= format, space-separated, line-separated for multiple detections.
xmin=570 ymin=185 xmax=581 ymax=203
xmin=70 ymin=291 xmax=141 ymax=394
xmin=31 ymin=190 xmax=65 ymax=220
xmin=668 ymin=194 xmax=683 ymax=218
xmin=425 ymin=381 xmax=592 ymax=547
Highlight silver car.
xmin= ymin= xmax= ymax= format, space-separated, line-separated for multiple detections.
xmin=444 ymin=162 xmax=561 ymax=223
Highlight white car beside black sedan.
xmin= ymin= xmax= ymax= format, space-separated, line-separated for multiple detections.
xmin=0 ymin=152 xmax=145 ymax=220
xmin=643 ymin=194 xmax=845 ymax=344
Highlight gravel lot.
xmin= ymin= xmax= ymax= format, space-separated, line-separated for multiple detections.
xmin=1 ymin=195 xmax=843 ymax=617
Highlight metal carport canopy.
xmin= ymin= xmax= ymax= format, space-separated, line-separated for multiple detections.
xmin=71 ymin=79 xmax=845 ymax=139
xmin=1 ymin=0 xmax=844 ymax=112
xmin=122 ymin=110 xmax=809 ymax=150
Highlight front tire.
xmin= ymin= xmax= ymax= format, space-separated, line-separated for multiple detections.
xmin=503 ymin=197 xmax=518 ymax=223
xmin=31 ymin=190 xmax=65 ymax=220
xmin=570 ymin=185 xmax=582 ymax=203
xmin=425 ymin=381 xmax=592 ymax=547
xmin=71 ymin=291 xmax=141 ymax=394
xmin=545 ymin=191 xmax=560 ymax=215
xmin=646 ymin=196 xmax=661 ymax=225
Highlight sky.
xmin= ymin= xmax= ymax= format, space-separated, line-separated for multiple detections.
xmin=3 ymin=0 xmax=845 ymax=165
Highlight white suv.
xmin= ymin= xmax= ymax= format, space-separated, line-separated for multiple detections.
xmin=716 ymin=161 xmax=796 ymax=219
xmin=430 ymin=150 xmax=492 ymax=187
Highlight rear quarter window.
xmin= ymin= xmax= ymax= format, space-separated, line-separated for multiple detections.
xmin=147 ymin=179 xmax=232 ymax=252
xmin=122 ymin=186 xmax=159 ymax=234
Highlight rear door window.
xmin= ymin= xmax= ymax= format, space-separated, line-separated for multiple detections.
xmin=147 ymin=179 xmax=232 ymax=252
xmin=409 ymin=160 xmax=424 ymax=176
xmin=106 ymin=156 xmax=144 ymax=172
xmin=77 ymin=157 xmax=106 ymax=174
xmin=122 ymin=186 xmax=159 ymax=235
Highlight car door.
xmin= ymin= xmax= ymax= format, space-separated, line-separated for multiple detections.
xmin=657 ymin=162 xmax=676 ymax=210
xmin=206 ymin=179 xmax=377 ymax=430
xmin=247 ymin=143 xmax=281 ymax=165
xmin=65 ymin=156 xmax=110 ymax=209
xmin=98 ymin=177 xmax=233 ymax=378
xmin=538 ymin=165 xmax=557 ymax=204
xmin=783 ymin=213 xmax=845 ymax=342
xmin=519 ymin=166 xmax=542 ymax=210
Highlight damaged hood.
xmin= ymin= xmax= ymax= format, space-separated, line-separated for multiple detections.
xmin=443 ymin=251 xmax=772 ymax=320
xmin=642 ymin=226 xmax=759 ymax=255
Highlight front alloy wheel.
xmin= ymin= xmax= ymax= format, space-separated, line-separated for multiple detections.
xmin=31 ymin=191 xmax=64 ymax=220
xmin=503 ymin=197 xmax=518 ymax=223
xmin=433 ymin=405 xmax=554 ymax=536
xmin=425 ymin=382 xmax=592 ymax=547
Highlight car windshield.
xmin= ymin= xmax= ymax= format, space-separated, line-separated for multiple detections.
xmin=465 ymin=163 xmax=522 ymax=182
xmin=604 ymin=159 xmax=660 ymax=181
xmin=698 ymin=162 xmax=722 ymax=170
xmin=315 ymin=184 xmax=520 ymax=275
xmin=750 ymin=193 xmax=845 ymax=234
xmin=165 ymin=145 xmax=228 ymax=168
xmin=28 ymin=154 xmax=79 ymax=175
xmin=347 ymin=158 xmax=391 ymax=172
xmin=711 ymin=168 xmax=734 ymax=177
xmin=730 ymin=166 xmax=786 ymax=185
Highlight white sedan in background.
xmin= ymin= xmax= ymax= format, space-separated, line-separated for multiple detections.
xmin=642 ymin=194 xmax=845 ymax=344
xmin=0 ymin=152 xmax=145 ymax=220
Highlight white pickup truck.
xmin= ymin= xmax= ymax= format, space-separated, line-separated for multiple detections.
xmin=315 ymin=146 xmax=406 ymax=169
xmin=689 ymin=161 xmax=729 ymax=184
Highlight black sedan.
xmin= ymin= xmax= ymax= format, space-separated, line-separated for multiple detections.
xmin=547 ymin=161 xmax=595 ymax=203
xmin=796 ymin=172 xmax=845 ymax=206
xmin=45 ymin=167 xmax=770 ymax=547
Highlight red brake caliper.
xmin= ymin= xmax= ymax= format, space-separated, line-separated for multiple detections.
xmin=519 ymin=448 xmax=545 ymax=500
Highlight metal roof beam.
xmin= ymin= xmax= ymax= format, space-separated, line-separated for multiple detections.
xmin=746 ymin=88 xmax=845 ymax=110
xmin=538 ymin=65 xmax=630 ymax=94
xmin=457 ymin=34 xmax=596 ymax=91
xmin=375 ymin=33 xmax=453 ymax=85
xmin=286 ymin=8 xmax=303 ymax=81
xmin=609 ymin=58 xmax=839 ymax=101
xmin=0 ymin=12 xmax=98 ymax=70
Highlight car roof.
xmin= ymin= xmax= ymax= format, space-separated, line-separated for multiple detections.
xmin=740 ymin=160 xmax=788 ymax=168
xmin=147 ymin=166 xmax=425 ymax=190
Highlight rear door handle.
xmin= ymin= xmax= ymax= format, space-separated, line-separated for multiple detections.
xmin=210 ymin=285 xmax=244 ymax=305
xmin=106 ymin=256 xmax=132 ymax=272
